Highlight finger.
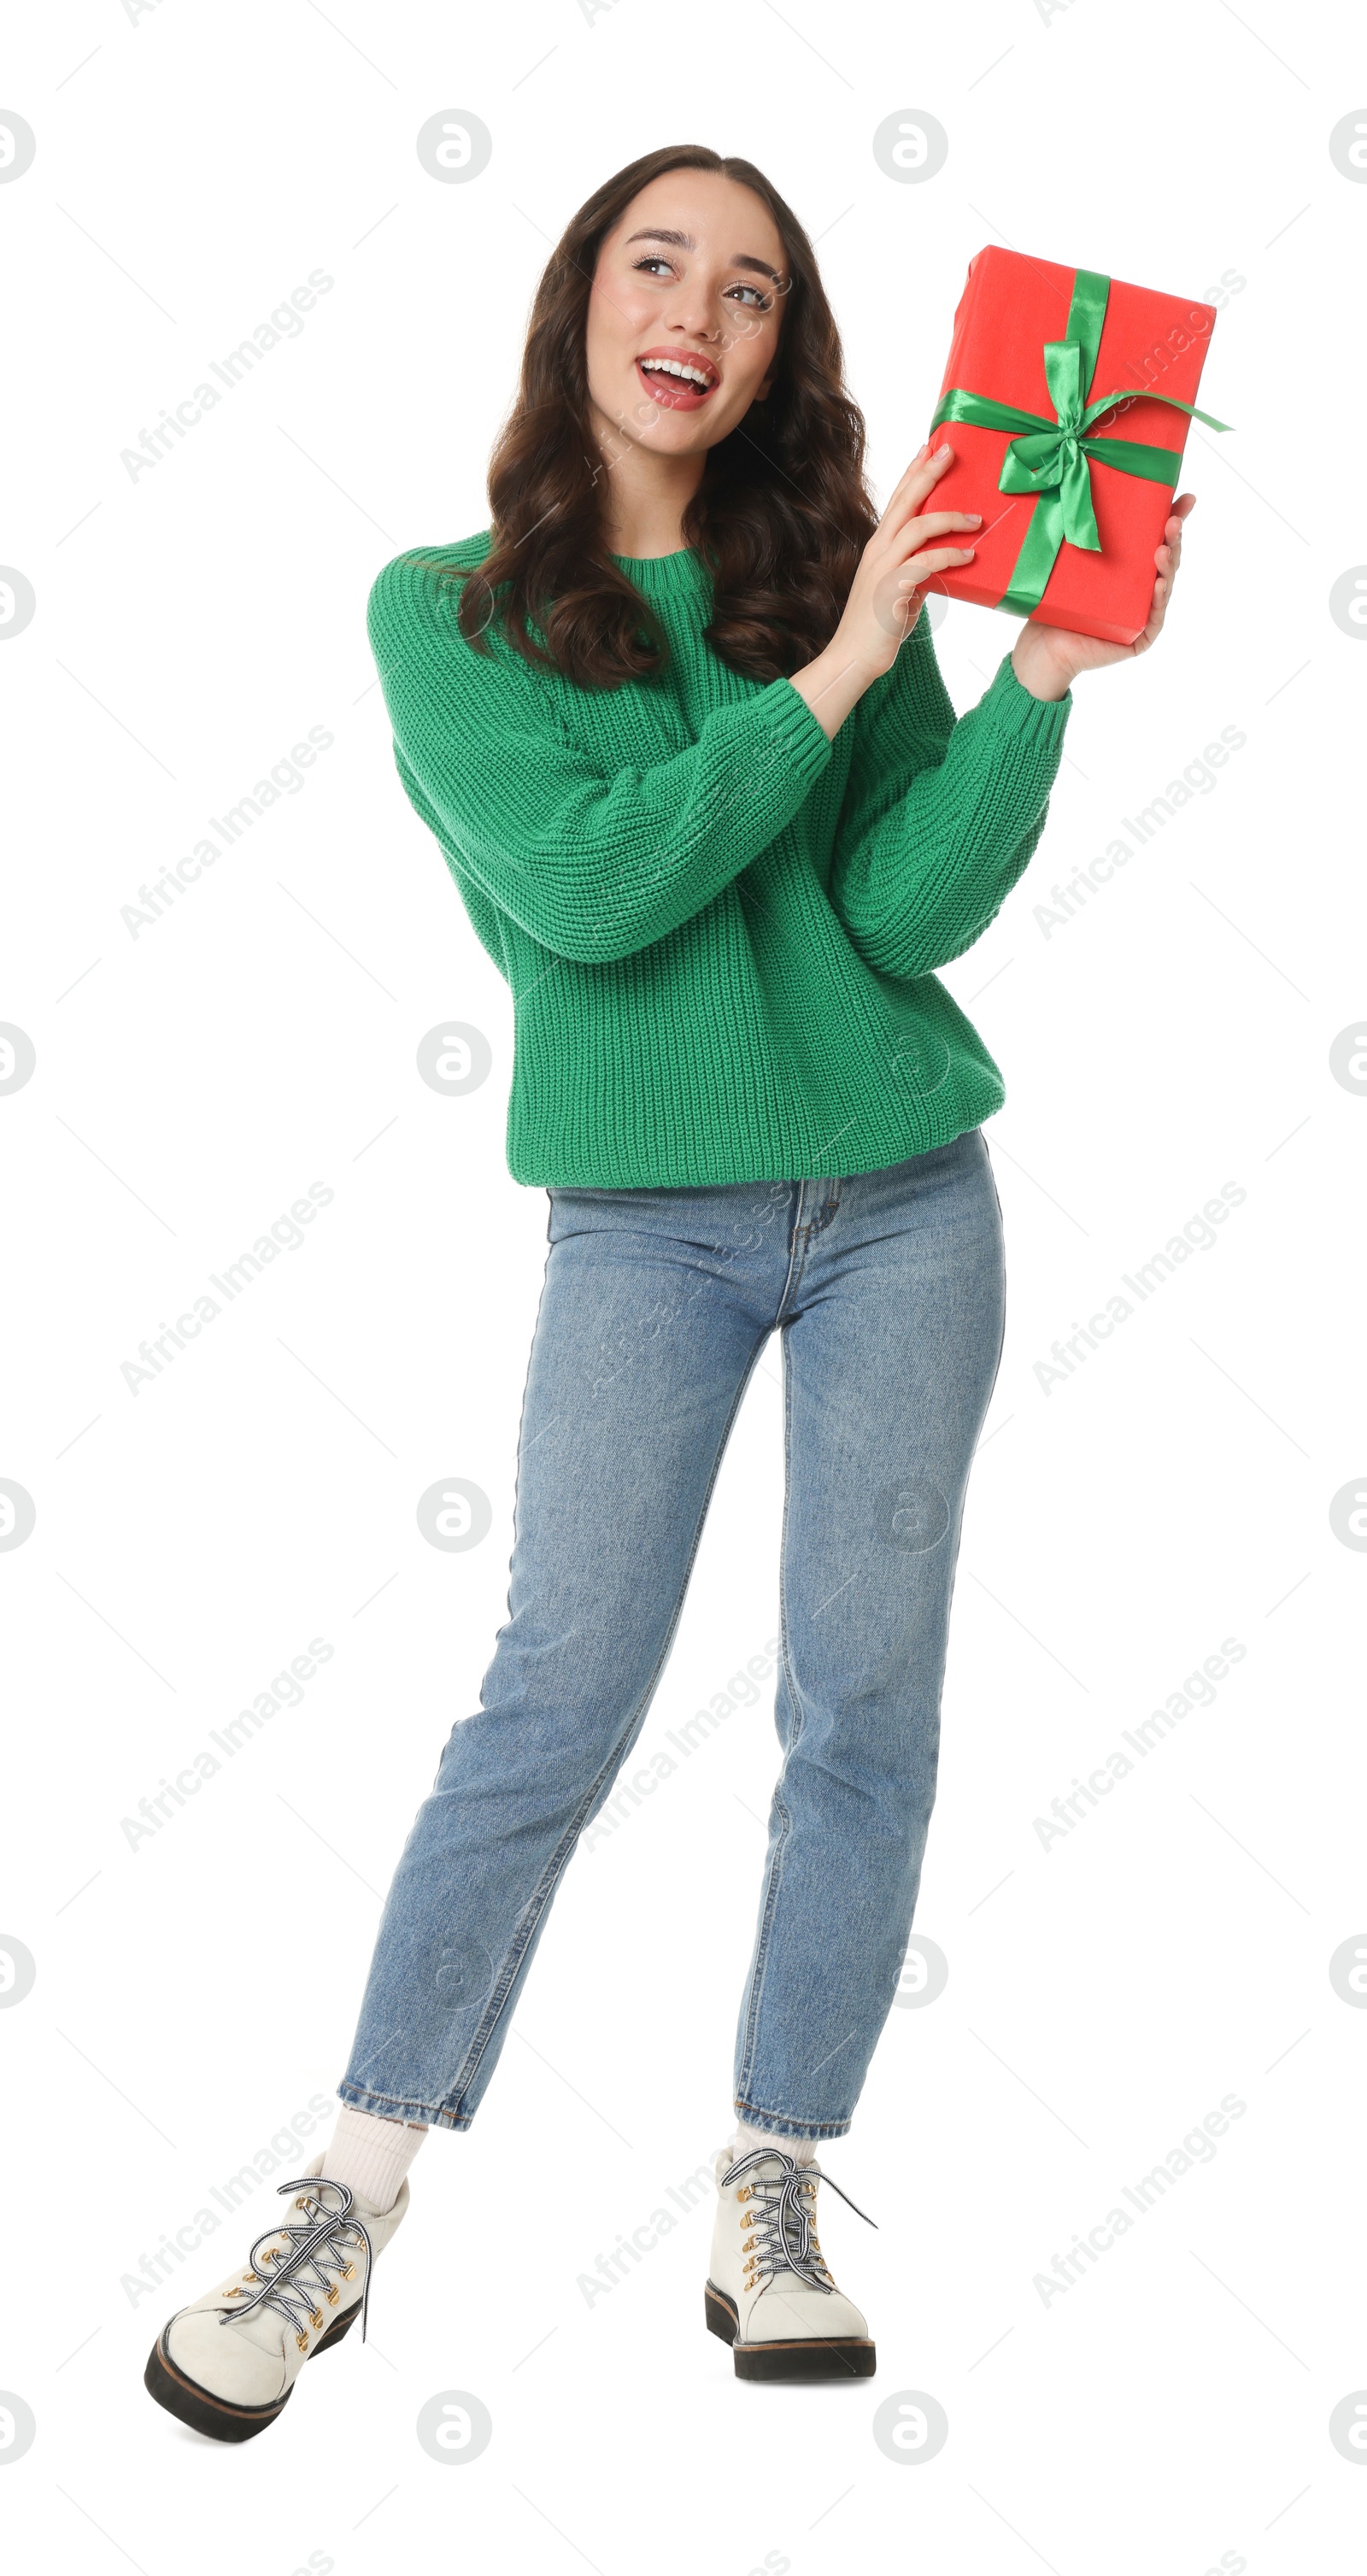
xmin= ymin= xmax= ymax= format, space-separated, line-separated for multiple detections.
xmin=895 ymin=509 xmax=983 ymax=558
xmin=899 ymin=543 xmax=977 ymax=584
xmin=1141 ymin=576 xmax=1168 ymax=642
xmin=884 ymin=451 xmax=958 ymax=531
xmin=883 ymin=441 xmax=959 ymax=529
xmin=892 ymin=438 xmax=957 ymax=496
xmin=1159 ymin=492 xmax=1195 ymax=566
xmin=1156 ymin=507 xmax=1184 ymax=562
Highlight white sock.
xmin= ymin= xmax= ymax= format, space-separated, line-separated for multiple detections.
xmin=321 ymin=2105 xmax=429 ymax=2213
xmin=732 ymin=2119 xmax=817 ymax=2167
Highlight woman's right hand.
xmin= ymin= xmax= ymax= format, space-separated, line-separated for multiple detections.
xmin=790 ymin=442 xmax=979 ymax=738
xmin=837 ymin=441 xmax=980 ymax=678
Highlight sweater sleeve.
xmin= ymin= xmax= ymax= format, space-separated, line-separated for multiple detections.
xmin=367 ymin=551 xmax=835 ymax=965
xmin=827 ymin=614 xmax=1073 ymax=982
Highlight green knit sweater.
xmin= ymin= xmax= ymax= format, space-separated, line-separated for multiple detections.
xmin=367 ymin=532 xmax=1073 ymax=1188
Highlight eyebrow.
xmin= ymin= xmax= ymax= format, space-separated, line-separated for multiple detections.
xmin=622 ymin=227 xmax=783 ymax=287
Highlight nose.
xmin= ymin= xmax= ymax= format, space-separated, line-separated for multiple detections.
xmin=660 ymin=291 xmax=720 ymax=343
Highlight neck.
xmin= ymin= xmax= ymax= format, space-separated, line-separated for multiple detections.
xmin=590 ymin=408 xmax=706 ymax=558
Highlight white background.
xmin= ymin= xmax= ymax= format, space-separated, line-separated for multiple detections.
xmin=1 ymin=3 xmax=1362 ymax=2570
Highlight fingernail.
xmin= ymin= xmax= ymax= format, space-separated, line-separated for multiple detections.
xmin=935 ymin=444 xmax=952 ymax=461
xmin=966 ymin=513 xmax=983 ymax=525
xmin=914 ymin=440 xmax=929 ymax=460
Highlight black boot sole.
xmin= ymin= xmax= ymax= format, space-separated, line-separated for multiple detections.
xmin=144 ymin=2299 xmax=358 ymax=2441
xmin=705 ymin=2280 xmax=877 ymax=2379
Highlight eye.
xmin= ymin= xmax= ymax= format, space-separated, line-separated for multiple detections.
xmin=630 ymin=254 xmax=773 ymax=312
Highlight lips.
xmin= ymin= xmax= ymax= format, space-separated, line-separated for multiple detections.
xmin=635 ymin=349 xmax=719 ymax=411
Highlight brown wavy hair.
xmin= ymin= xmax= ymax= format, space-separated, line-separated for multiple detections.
xmin=451 ymin=143 xmax=879 ymax=689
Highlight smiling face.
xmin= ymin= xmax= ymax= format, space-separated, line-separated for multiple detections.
xmin=584 ymin=168 xmax=789 ymax=472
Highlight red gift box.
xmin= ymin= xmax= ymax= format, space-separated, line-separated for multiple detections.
xmin=922 ymin=246 xmax=1228 ymax=646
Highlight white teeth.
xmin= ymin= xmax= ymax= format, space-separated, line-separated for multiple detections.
xmin=639 ymin=358 xmax=713 ymax=390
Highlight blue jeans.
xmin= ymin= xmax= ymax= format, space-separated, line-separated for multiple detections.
xmin=337 ymin=1129 xmax=1006 ymax=2142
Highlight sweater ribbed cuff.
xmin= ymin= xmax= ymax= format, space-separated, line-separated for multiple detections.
xmin=981 ymin=650 xmax=1073 ymax=747
xmin=766 ymin=673 xmax=838 ymax=783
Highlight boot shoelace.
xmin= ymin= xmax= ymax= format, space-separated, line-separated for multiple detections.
xmin=216 ymin=2175 xmax=376 ymax=2351
xmin=721 ymin=2146 xmax=877 ymax=2298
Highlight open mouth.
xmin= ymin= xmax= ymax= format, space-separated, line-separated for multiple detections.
xmin=635 ymin=354 xmax=719 ymax=411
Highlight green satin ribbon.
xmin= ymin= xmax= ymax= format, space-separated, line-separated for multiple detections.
xmin=930 ymin=267 xmax=1233 ymax=615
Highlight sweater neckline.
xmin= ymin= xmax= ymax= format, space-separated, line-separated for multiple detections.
xmin=608 ymin=545 xmax=709 ymax=590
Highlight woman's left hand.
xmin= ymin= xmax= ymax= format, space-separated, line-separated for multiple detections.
xmin=1009 ymin=492 xmax=1197 ymax=701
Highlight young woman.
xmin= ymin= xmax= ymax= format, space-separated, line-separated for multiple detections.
xmin=144 ymin=144 xmax=1193 ymax=2435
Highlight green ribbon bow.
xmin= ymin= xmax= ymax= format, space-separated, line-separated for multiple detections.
xmin=930 ymin=267 xmax=1233 ymax=616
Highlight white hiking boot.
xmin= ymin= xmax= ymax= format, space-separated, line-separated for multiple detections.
xmin=705 ymin=2142 xmax=877 ymax=2379
xmin=144 ymin=2151 xmax=409 ymax=2440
